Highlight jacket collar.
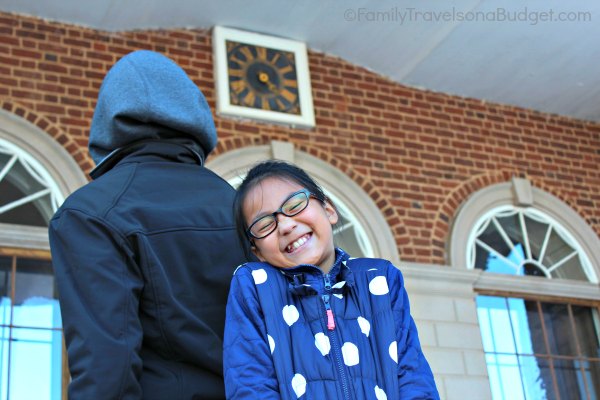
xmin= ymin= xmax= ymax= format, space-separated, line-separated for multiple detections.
xmin=282 ymin=248 xmax=355 ymax=296
xmin=89 ymin=139 xmax=204 ymax=179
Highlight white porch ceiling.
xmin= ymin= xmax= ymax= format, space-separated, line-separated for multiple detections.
xmin=2 ymin=0 xmax=599 ymax=122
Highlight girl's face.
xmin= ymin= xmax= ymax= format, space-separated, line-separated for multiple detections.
xmin=243 ymin=177 xmax=339 ymax=273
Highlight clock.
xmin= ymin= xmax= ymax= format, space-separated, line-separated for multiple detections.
xmin=227 ymin=41 xmax=300 ymax=114
xmin=213 ymin=26 xmax=315 ymax=128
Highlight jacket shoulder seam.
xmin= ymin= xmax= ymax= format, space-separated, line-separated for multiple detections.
xmin=101 ymin=162 xmax=138 ymax=219
xmin=51 ymin=207 xmax=129 ymax=245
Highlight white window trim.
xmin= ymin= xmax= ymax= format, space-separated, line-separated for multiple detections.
xmin=0 ymin=110 xmax=87 ymax=197
xmin=207 ymin=141 xmax=400 ymax=264
xmin=0 ymin=109 xmax=88 ymax=249
xmin=449 ymin=178 xmax=600 ymax=300
xmin=0 ymin=222 xmax=50 ymax=250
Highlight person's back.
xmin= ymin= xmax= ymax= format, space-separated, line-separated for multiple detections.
xmin=49 ymin=50 xmax=248 ymax=399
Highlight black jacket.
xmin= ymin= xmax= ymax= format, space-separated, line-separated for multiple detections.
xmin=50 ymin=142 xmax=248 ymax=399
xmin=49 ymin=50 xmax=248 ymax=399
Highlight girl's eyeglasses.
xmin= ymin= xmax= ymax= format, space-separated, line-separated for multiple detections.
xmin=247 ymin=189 xmax=317 ymax=240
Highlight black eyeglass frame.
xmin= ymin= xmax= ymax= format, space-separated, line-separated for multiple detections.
xmin=246 ymin=188 xmax=320 ymax=240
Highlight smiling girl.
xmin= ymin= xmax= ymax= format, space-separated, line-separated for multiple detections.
xmin=223 ymin=160 xmax=439 ymax=400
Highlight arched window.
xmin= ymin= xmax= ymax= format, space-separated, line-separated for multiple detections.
xmin=469 ymin=206 xmax=595 ymax=282
xmin=0 ymin=138 xmax=63 ymax=226
xmin=450 ymin=178 xmax=600 ymax=400
xmin=0 ymin=110 xmax=87 ymax=400
xmin=207 ymin=141 xmax=398 ymax=264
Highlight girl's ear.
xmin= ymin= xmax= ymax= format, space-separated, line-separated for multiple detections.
xmin=251 ymin=244 xmax=267 ymax=262
xmin=324 ymin=200 xmax=339 ymax=225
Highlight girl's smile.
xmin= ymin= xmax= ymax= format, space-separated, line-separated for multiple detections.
xmin=244 ymin=177 xmax=338 ymax=272
xmin=286 ymin=233 xmax=310 ymax=253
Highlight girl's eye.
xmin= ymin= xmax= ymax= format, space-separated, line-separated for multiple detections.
xmin=256 ymin=219 xmax=276 ymax=233
xmin=287 ymin=201 xmax=302 ymax=212
xmin=284 ymin=196 xmax=306 ymax=214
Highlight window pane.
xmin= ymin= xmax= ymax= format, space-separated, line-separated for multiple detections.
xmin=0 ymin=257 xmax=12 ymax=327
xmin=0 ymin=179 xmax=50 ymax=226
xmin=486 ymin=353 xmax=525 ymax=400
xmin=477 ymin=296 xmax=516 ymax=353
xmin=550 ymin=254 xmax=587 ymax=281
xmin=12 ymin=258 xmax=60 ymax=330
xmin=507 ymin=298 xmax=537 ymax=354
xmin=584 ymin=361 xmax=600 ymax=400
xmin=474 ymin=241 xmax=492 ymax=271
xmin=571 ymin=306 xmax=600 ymax=358
xmin=326 ymin=191 xmax=372 ymax=258
xmin=479 ymin=220 xmax=512 ymax=259
xmin=519 ymin=355 xmax=555 ymax=400
xmin=522 ymin=261 xmax=547 ymax=278
xmin=475 ymin=241 xmax=521 ymax=275
xmin=495 ymin=214 xmax=524 ymax=250
xmin=4 ymin=158 xmax=46 ymax=195
xmin=523 ymin=215 xmax=549 ymax=261
xmin=541 ymin=303 xmax=578 ymax=356
xmin=333 ymin=211 xmax=365 ymax=258
xmin=0 ymin=327 xmax=63 ymax=400
xmin=553 ymin=358 xmax=588 ymax=400
xmin=542 ymin=230 xmax=575 ymax=268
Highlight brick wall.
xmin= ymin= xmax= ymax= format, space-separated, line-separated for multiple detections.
xmin=2 ymin=12 xmax=599 ymax=265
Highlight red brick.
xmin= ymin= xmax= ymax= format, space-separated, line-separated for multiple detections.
xmin=0 ymin=11 xmax=598 ymax=265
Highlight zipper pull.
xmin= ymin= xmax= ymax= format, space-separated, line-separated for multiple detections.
xmin=323 ymin=295 xmax=335 ymax=330
xmin=324 ymin=274 xmax=332 ymax=291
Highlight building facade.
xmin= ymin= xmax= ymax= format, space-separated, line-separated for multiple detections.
xmin=1 ymin=12 xmax=599 ymax=400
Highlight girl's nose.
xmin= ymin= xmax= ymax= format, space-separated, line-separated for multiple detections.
xmin=277 ymin=214 xmax=297 ymax=235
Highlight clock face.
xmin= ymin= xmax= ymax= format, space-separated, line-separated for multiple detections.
xmin=226 ymin=41 xmax=301 ymax=115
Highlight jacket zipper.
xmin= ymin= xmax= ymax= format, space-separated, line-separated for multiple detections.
xmin=322 ymin=273 xmax=351 ymax=400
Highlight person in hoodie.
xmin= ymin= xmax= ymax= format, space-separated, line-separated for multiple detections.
xmin=49 ymin=50 xmax=250 ymax=399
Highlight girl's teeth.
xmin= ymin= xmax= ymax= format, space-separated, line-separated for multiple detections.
xmin=288 ymin=236 xmax=308 ymax=252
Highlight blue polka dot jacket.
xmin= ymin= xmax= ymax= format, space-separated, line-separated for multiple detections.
xmin=223 ymin=248 xmax=440 ymax=399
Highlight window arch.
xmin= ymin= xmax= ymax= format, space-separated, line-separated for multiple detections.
xmin=450 ymin=178 xmax=600 ymax=283
xmin=207 ymin=141 xmax=399 ymax=264
xmin=0 ymin=138 xmax=63 ymax=226
xmin=0 ymin=110 xmax=87 ymax=400
xmin=468 ymin=206 xmax=595 ymax=282
xmin=0 ymin=109 xmax=87 ymax=249
xmin=450 ymin=179 xmax=600 ymax=399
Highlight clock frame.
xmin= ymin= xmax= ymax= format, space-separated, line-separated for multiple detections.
xmin=213 ymin=26 xmax=315 ymax=128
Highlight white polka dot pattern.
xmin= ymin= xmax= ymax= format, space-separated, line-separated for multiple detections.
xmin=332 ymin=281 xmax=346 ymax=289
xmin=389 ymin=341 xmax=398 ymax=363
xmin=374 ymin=385 xmax=388 ymax=400
xmin=357 ymin=316 xmax=370 ymax=337
xmin=368 ymin=276 xmax=389 ymax=295
xmin=268 ymin=334 xmax=275 ymax=354
xmin=282 ymin=305 xmax=300 ymax=326
xmin=314 ymin=332 xmax=331 ymax=356
xmin=291 ymin=373 xmax=306 ymax=398
xmin=341 ymin=342 xmax=360 ymax=366
xmin=251 ymin=269 xmax=267 ymax=285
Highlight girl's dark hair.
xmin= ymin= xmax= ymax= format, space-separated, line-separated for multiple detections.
xmin=233 ymin=160 xmax=334 ymax=256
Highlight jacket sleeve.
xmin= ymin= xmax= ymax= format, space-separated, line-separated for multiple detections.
xmin=49 ymin=208 xmax=144 ymax=399
xmin=223 ymin=268 xmax=280 ymax=399
xmin=388 ymin=263 xmax=440 ymax=400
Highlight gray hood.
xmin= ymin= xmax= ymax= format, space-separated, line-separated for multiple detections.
xmin=88 ymin=50 xmax=217 ymax=166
